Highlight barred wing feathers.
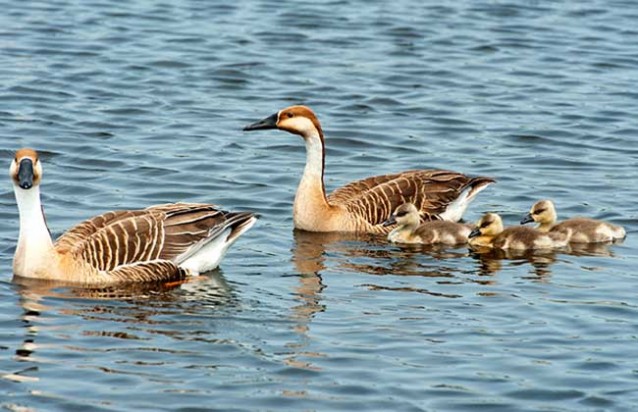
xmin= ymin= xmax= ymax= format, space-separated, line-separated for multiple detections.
xmin=328 ymin=170 xmax=493 ymax=225
xmin=54 ymin=203 xmax=250 ymax=273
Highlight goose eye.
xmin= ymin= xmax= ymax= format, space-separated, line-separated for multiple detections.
xmin=286 ymin=112 xmax=294 ymax=118
xmin=480 ymin=222 xmax=491 ymax=228
xmin=534 ymin=208 xmax=546 ymax=215
xmin=396 ymin=211 xmax=407 ymax=217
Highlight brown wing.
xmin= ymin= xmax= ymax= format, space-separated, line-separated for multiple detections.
xmin=328 ymin=171 xmax=405 ymax=204
xmin=150 ymin=203 xmax=243 ymax=263
xmin=329 ymin=170 xmax=489 ymax=226
xmin=54 ymin=203 xmax=234 ymax=271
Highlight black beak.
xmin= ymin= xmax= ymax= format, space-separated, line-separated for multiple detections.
xmin=17 ymin=158 xmax=34 ymax=190
xmin=468 ymin=227 xmax=481 ymax=238
xmin=520 ymin=213 xmax=534 ymax=225
xmin=243 ymin=113 xmax=278 ymax=131
xmin=382 ymin=215 xmax=397 ymax=227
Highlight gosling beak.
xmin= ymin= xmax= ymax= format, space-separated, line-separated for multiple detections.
xmin=468 ymin=228 xmax=481 ymax=238
xmin=382 ymin=215 xmax=397 ymax=227
xmin=520 ymin=213 xmax=534 ymax=225
xmin=17 ymin=158 xmax=34 ymax=190
xmin=243 ymin=113 xmax=278 ymax=131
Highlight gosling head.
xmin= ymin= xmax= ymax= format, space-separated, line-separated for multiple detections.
xmin=383 ymin=203 xmax=420 ymax=228
xmin=243 ymin=105 xmax=323 ymax=139
xmin=469 ymin=213 xmax=504 ymax=238
xmin=10 ymin=148 xmax=42 ymax=191
xmin=521 ymin=199 xmax=557 ymax=226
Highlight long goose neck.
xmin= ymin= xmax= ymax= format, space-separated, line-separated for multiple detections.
xmin=14 ymin=185 xmax=54 ymax=275
xmin=296 ymin=130 xmax=330 ymax=208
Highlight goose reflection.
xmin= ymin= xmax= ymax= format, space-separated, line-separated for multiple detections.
xmin=291 ymin=230 xmax=472 ymax=306
xmin=292 ymin=229 xmax=470 ymax=278
xmin=5 ymin=271 xmax=235 ymax=383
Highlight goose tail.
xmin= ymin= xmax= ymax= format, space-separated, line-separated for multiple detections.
xmin=439 ymin=176 xmax=495 ymax=222
xmin=178 ymin=212 xmax=258 ymax=274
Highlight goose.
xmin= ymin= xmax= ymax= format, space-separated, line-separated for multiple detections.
xmin=383 ymin=203 xmax=472 ymax=245
xmin=10 ymin=148 xmax=257 ymax=284
xmin=469 ymin=212 xmax=568 ymax=250
xmin=243 ymin=105 xmax=494 ymax=233
xmin=521 ymin=199 xmax=626 ymax=243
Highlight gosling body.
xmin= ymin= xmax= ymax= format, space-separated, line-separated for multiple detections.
xmin=470 ymin=213 xmax=568 ymax=250
xmin=11 ymin=148 xmax=257 ymax=284
xmin=244 ymin=105 xmax=494 ymax=234
xmin=522 ymin=200 xmax=625 ymax=243
xmin=384 ymin=203 xmax=471 ymax=245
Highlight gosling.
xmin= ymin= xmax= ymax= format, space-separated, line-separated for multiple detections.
xmin=521 ymin=200 xmax=626 ymax=243
xmin=469 ymin=212 xmax=569 ymax=250
xmin=383 ymin=203 xmax=472 ymax=245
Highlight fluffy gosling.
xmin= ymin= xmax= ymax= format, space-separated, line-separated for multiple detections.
xmin=521 ymin=200 xmax=625 ymax=243
xmin=469 ymin=212 xmax=568 ymax=250
xmin=383 ymin=203 xmax=471 ymax=245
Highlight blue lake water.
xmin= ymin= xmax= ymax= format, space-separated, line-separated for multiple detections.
xmin=1 ymin=0 xmax=638 ymax=410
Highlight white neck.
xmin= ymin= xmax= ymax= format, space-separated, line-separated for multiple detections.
xmin=293 ymin=132 xmax=331 ymax=229
xmin=13 ymin=184 xmax=54 ymax=276
xmin=302 ymin=132 xmax=325 ymax=182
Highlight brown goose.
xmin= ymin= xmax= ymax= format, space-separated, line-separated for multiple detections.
xmin=10 ymin=148 xmax=257 ymax=284
xmin=521 ymin=199 xmax=626 ymax=243
xmin=243 ymin=105 xmax=494 ymax=233
xmin=469 ymin=212 xmax=568 ymax=250
xmin=383 ymin=203 xmax=472 ymax=245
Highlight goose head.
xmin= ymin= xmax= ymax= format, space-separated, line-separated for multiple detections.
xmin=469 ymin=213 xmax=503 ymax=238
xmin=521 ymin=199 xmax=556 ymax=226
xmin=383 ymin=203 xmax=420 ymax=228
xmin=10 ymin=148 xmax=42 ymax=191
xmin=243 ymin=105 xmax=323 ymax=139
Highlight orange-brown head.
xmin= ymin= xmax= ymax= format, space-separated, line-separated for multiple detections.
xmin=243 ymin=105 xmax=323 ymax=138
xmin=10 ymin=148 xmax=42 ymax=190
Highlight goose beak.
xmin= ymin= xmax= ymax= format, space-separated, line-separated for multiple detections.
xmin=243 ymin=113 xmax=278 ymax=131
xmin=520 ymin=213 xmax=534 ymax=225
xmin=17 ymin=158 xmax=34 ymax=190
xmin=468 ymin=228 xmax=481 ymax=238
xmin=382 ymin=215 xmax=397 ymax=227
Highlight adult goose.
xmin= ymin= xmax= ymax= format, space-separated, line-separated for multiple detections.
xmin=243 ymin=105 xmax=494 ymax=233
xmin=10 ymin=148 xmax=257 ymax=284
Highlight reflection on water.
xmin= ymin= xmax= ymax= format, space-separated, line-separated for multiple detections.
xmin=4 ymin=272 xmax=236 ymax=384
xmin=292 ymin=229 xmax=471 ymax=278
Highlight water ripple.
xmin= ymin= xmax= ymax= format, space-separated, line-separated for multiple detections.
xmin=1 ymin=0 xmax=638 ymax=410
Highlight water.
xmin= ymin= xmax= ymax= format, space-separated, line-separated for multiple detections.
xmin=1 ymin=0 xmax=638 ymax=410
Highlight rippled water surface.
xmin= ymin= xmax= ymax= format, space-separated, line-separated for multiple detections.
xmin=2 ymin=0 xmax=638 ymax=410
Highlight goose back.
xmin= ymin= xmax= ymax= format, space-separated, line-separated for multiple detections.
xmin=55 ymin=203 xmax=238 ymax=272
xmin=329 ymin=170 xmax=492 ymax=225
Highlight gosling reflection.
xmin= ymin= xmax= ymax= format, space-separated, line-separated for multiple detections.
xmin=469 ymin=238 xmax=620 ymax=278
xmin=564 ymin=241 xmax=620 ymax=257
xmin=292 ymin=230 xmax=469 ymax=278
xmin=469 ymin=246 xmax=559 ymax=278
